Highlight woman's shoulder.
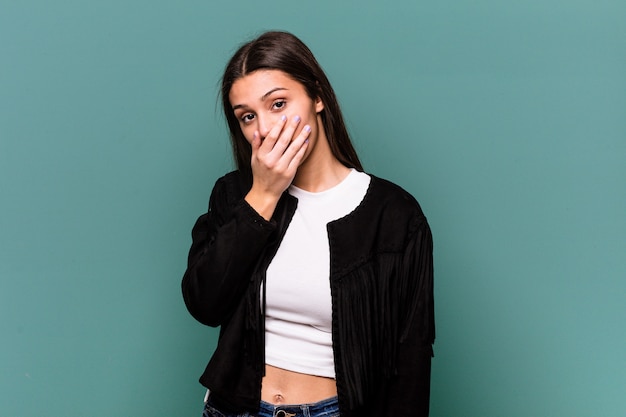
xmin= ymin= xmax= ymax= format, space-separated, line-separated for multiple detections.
xmin=330 ymin=172 xmax=430 ymax=258
xmin=365 ymin=173 xmax=427 ymax=219
xmin=213 ymin=170 xmax=249 ymax=189
xmin=207 ymin=170 xmax=252 ymax=209
xmin=211 ymin=170 xmax=251 ymax=194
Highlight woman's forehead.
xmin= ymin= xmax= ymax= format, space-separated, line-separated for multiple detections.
xmin=229 ymin=70 xmax=304 ymax=106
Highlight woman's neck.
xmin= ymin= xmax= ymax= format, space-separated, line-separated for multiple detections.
xmin=292 ymin=117 xmax=351 ymax=193
xmin=292 ymin=157 xmax=351 ymax=193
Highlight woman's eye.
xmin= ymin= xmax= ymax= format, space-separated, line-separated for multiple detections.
xmin=241 ymin=113 xmax=255 ymax=124
xmin=272 ymin=100 xmax=286 ymax=110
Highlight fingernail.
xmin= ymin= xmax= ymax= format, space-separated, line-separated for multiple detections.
xmin=281 ymin=115 xmax=287 ymax=122
xmin=304 ymin=125 xmax=311 ymax=132
xmin=294 ymin=115 xmax=301 ymax=123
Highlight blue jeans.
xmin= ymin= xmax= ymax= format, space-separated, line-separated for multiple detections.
xmin=203 ymin=395 xmax=340 ymax=417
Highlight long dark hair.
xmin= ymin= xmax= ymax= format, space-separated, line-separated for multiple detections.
xmin=220 ymin=31 xmax=362 ymax=179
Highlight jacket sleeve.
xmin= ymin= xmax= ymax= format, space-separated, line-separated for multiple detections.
xmin=385 ymin=215 xmax=435 ymax=416
xmin=181 ymin=174 xmax=276 ymax=327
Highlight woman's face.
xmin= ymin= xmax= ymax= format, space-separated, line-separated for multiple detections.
xmin=229 ymin=70 xmax=324 ymax=146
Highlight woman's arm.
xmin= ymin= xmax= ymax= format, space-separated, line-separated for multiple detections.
xmin=181 ymin=174 xmax=276 ymax=327
xmin=385 ymin=216 xmax=435 ymax=416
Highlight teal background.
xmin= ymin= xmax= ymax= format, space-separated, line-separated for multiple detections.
xmin=1 ymin=1 xmax=624 ymax=416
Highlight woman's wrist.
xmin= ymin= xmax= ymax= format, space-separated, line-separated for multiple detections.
xmin=244 ymin=187 xmax=281 ymax=221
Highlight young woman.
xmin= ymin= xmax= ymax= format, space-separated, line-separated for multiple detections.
xmin=182 ymin=31 xmax=434 ymax=417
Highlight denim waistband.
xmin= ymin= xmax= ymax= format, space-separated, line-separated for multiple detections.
xmin=257 ymin=396 xmax=339 ymax=417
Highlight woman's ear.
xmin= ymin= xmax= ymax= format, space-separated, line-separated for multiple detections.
xmin=315 ymin=96 xmax=324 ymax=113
xmin=314 ymin=81 xmax=324 ymax=113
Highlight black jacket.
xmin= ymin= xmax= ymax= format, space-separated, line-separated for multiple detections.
xmin=182 ymin=171 xmax=434 ymax=416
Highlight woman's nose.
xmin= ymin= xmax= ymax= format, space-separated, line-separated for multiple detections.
xmin=256 ymin=114 xmax=274 ymax=140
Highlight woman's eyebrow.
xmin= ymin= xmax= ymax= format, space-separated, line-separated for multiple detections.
xmin=232 ymin=87 xmax=288 ymax=111
xmin=261 ymin=87 xmax=288 ymax=101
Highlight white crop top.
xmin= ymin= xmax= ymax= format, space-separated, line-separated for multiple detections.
xmin=264 ymin=169 xmax=371 ymax=378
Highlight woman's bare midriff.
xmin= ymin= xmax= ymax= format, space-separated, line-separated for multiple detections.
xmin=261 ymin=364 xmax=337 ymax=405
